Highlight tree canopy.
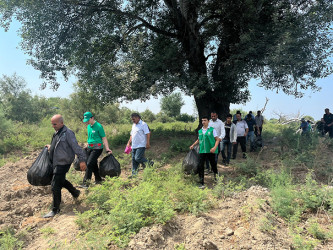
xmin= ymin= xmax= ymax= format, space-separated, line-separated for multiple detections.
xmin=160 ymin=92 xmax=184 ymax=117
xmin=1 ymin=0 xmax=332 ymax=120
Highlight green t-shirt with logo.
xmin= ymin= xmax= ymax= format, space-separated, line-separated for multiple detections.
xmin=87 ymin=121 xmax=106 ymax=148
xmin=198 ymin=127 xmax=218 ymax=154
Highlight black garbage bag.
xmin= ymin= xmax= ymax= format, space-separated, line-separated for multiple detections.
xmin=27 ymin=147 xmax=53 ymax=186
xmin=182 ymin=145 xmax=200 ymax=174
xmin=255 ymin=136 xmax=263 ymax=149
xmin=99 ymin=154 xmax=121 ymax=178
xmin=73 ymin=148 xmax=88 ymax=171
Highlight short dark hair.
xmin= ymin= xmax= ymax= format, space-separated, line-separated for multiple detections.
xmin=236 ymin=112 xmax=242 ymax=116
xmin=236 ymin=110 xmax=241 ymax=114
xmin=226 ymin=114 xmax=232 ymax=118
xmin=131 ymin=113 xmax=141 ymax=119
xmin=210 ymin=110 xmax=217 ymax=114
xmin=201 ymin=115 xmax=209 ymax=120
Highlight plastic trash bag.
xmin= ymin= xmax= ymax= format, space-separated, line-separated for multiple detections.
xmin=182 ymin=145 xmax=200 ymax=174
xmin=124 ymin=145 xmax=132 ymax=154
xmin=73 ymin=148 xmax=87 ymax=171
xmin=27 ymin=147 xmax=53 ymax=186
xmin=99 ymin=154 xmax=121 ymax=178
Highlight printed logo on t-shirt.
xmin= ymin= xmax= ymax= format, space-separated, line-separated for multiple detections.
xmin=92 ymin=130 xmax=96 ymax=133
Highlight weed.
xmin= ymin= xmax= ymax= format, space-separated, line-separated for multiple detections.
xmin=174 ymin=243 xmax=186 ymax=250
xmin=40 ymin=227 xmax=55 ymax=238
xmin=307 ymin=218 xmax=332 ymax=242
xmin=259 ymin=213 xmax=277 ymax=233
xmin=213 ymin=175 xmax=247 ymax=199
xmin=0 ymin=228 xmax=24 ymax=250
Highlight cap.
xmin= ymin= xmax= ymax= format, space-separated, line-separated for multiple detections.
xmin=83 ymin=112 xmax=93 ymax=122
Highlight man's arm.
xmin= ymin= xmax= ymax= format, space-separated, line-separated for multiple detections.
xmin=66 ymin=131 xmax=87 ymax=171
xmin=210 ymin=136 xmax=220 ymax=153
xmin=190 ymin=139 xmax=199 ymax=150
xmin=102 ymin=137 xmax=112 ymax=153
xmin=220 ymin=121 xmax=225 ymax=140
xmin=127 ymin=135 xmax=132 ymax=147
xmin=146 ymin=133 xmax=151 ymax=149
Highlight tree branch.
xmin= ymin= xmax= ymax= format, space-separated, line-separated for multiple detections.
xmin=75 ymin=2 xmax=178 ymax=38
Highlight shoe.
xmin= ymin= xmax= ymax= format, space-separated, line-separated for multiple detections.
xmin=232 ymin=156 xmax=236 ymax=160
xmin=222 ymin=159 xmax=226 ymax=165
xmin=198 ymin=184 xmax=205 ymax=189
xmin=43 ymin=210 xmax=59 ymax=218
xmin=72 ymin=189 xmax=81 ymax=199
xmin=243 ymin=154 xmax=247 ymax=159
xmin=94 ymin=180 xmax=102 ymax=185
xmin=78 ymin=184 xmax=89 ymax=189
xmin=226 ymin=161 xmax=229 ymax=166
xmin=141 ymin=163 xmax=146 ymax=169
xmin=149 ymin=160 xmax=154 ymax=167
xmin=204 ymin=170 xmax=209 ymax=175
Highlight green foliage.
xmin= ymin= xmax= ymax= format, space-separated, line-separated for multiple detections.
xmin=169 ymin=138 xmax=193 ymax=153
xmin=175 ymin=113 xmax=196 ymax=123
xmin=259 ymin=213 xmax=277 ymax=233
xmin=155 ymin=112 xmax=176 ymax=123
xmin=76 ymin=164 xmax=214 ymax=247
xmin=160 ymin=92 xmax=184 ymax=118
xmin=140 ymin=109 xmax=156 ymax=123
xmin=0 ymin=228 xmax=24 ymax=250
xmin=213 ymin=175 xmax=247 ymax=199
xmin=307 ymin=218 xmax=332 ymax=242
xmin=234 ymin=157 xmax=259 ymax=177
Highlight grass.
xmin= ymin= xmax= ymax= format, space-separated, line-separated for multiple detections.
xmin=74 ymin=163 xmax=215 ymax=248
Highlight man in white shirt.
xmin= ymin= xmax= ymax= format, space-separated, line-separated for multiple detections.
xmin=232 ymin=113 xmax=249 ymax=159
xmin=126 ymin=113 xmax=152 ymax=176
xmin=206 ymin=111 xmax=225 ymax=172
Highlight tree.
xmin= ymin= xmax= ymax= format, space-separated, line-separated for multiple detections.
xmin=1 ymin=1 xmax=332 ymax=124
xmin=141 ymin=109 xmax=156 ymax=123
xmin=160 ymin=92 xmax=184 ymax=117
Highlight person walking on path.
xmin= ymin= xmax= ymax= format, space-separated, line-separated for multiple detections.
xmin=323 ymin=108 xmax=333 ymax=138
xmin=232 ymin=113 xmax=249 ymax=159
xmin=205 ymin=111 xmax=225 ymax=173
xmin=300 ymin=118 xmax=310 ymax=135
xmin=126 ymin=113 xmax=152 ymax=177
xmin=44 ymin=114 xmax=87 ymax=218
xmin=245 ymin=114 xmax=257 ymax=152
xmin=80 ymin=112 xmax=112 ymax=188
xmin=221 ymin=114 xmax=237 ymax=165
xmin=190 ymin=116 xmax=220 ymax=188
xmin=255 ymin=110 xmax=264 ymax=136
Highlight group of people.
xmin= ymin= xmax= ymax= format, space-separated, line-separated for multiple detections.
xmin=43 ymin=112 xmax=151 ymax=218
xmin=312 ymin=108 xmax=333 ymax=138
xmin=190 ymin=110 xmax=264 ymax=188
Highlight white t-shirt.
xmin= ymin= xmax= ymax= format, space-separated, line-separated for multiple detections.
xmin=131 ymin=120 xmax=150 ymax=149
xmin=209 ymin=118 xmax=225 ymax=140
xmin=235 ymin=120 xmax=248 ymax=136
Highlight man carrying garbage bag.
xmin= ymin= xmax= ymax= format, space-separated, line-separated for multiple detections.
xmin=44 ymin=114 xmax=87 ymax=218
xmin=190 ymin=116 xmax=220 ymax=188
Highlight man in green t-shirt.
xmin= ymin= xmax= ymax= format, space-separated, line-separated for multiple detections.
xmin=80 ymin=112 xmax=112 ymax=188
xmin=190 ymin=116 xmax=220 ymax=188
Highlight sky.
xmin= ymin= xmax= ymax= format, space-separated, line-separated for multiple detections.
xmin=1 ymin=20 xmax=332 ymax=121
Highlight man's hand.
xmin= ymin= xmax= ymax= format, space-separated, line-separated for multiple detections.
xmin=45 ymin=144 xmax=50 ymax=150
xmin=106 ymin=148 xmax=112 ymax=154
xmin=210 ymin=147 xmax=217 ymax=153
xmin=146 ymin=143 xmax=151 ymax=149
xmin=80 ymin=162 xmax=87 ymax=171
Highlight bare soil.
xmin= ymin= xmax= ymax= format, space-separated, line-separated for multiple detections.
xmin=0 ymin=139 xmax=332 ymax=249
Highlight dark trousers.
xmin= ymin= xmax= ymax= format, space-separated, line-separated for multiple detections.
xmin=221 ymin=140 xmax=232 ymax=163
xmin=255 ymin=126 xmax=263 ymax=136
xmin=83 ymin=148 xmax=103 ymax=183
xmin=51 ymin=164 xmax=77 ymax=212
xmin=233 ymin=136 xmax=246 ymax=158
xmin=199 ymin=153 xmax=218 ymax=185
xmin=205 ymin=144 xmax=220 ymax=170
xmin=324 ymin=125 xmax=333 ymax=138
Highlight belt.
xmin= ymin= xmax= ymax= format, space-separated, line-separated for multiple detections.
xmin=88 ymin=143 xmax=102 ymax=149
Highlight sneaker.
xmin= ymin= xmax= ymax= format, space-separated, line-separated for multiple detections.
xmin=141 ymin=163 xmax=146 ymax=169
xmin=43 ymin=210 xmax=59 ymax=218
xmin=243 ymin=154 xmax=247 ymax=159
xmin=94 ymin=180 xmax=102 ymax=185
xmin=222 ymin=159 xmax=226 ymax=165
xmin=198 ymin=184 xmax=205 ymax=189
xmin=78 ymin=184 xmax=89 ymax=189
xmin=72 ymin=189 xmax=81 ymax=199
xmin=149 ymin=160 xmax=154 ymax=167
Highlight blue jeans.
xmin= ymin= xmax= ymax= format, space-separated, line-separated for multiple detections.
xmin=221 ymin=139 xmax=232 ymax=163
xmin=132 ymin=147 xmax=147 ymax=175
xmin=246 ymin=131 xmax=255 ymax=151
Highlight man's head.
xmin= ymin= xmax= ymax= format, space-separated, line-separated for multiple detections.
xmin=325 ymin=108 xmax=330 ymax=114
xmin=247 ymin=114 xmax=252 ymax=120
xmin=83 ymin=112 xmax=94 ymax=124
xmin=257 ymin=110 xmax=261 ymax=116
xmin=211 ymin=111 xmax=218 ymax=121
xmin=131 ymin=113 xmax=141 ymax=124
xmin=301 ymin=118 xmax=306 ymax=122
xmin=226 ymin=114 xmax=232 ymax=123
xmin=236 ymin=113 xmax=242 ymax=121
xmin=51 ymin=114 xmax=64 ymax=131
xmin=201 ymin=116 xmax=209 ymax=127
